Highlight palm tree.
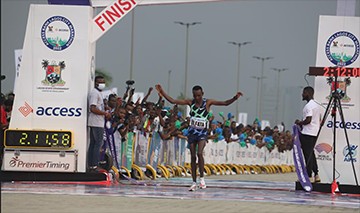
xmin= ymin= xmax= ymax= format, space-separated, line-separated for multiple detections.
xmin=95 ymin=68 xmax=112 ymax=87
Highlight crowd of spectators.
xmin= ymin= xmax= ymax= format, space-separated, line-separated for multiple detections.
xmin=0 ymin=92 xmax=14 ymax=163
xmin=104 ymin=86 xmax=294 ymax=154
xmin=0 ymin=86 xmax=294 ymax=162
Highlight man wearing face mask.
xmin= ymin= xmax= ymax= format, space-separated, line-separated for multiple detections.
xmin=87 ymin=75 xmax=111 ymax=171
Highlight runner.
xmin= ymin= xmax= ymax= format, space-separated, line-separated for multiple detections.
xmin=155 ymin=84 xmax=242 ymax=191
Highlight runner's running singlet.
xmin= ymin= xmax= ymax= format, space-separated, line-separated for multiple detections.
xmin=188 ymin=98 xmax=209 ymax=136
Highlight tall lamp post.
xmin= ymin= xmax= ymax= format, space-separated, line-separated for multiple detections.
xmin=167 ymin=70 xmax=172 ymax=95
xmin=251 ymin=76 xmax=266 ymax=120
xmin=271 ymin=68 xmax=288 ymax=124
xmin=129 ymin=9 xmax=135 ymax=80
xmin=174 ymin=21 xmax=201 ymax=98
xmin=228 ymin=41 xmax=251 ymax=122
xmin=253 ymin=56 xmax=273 ymax=120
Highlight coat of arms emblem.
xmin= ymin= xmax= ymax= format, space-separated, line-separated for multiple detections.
xmin=327 ymin=77 xmax=351 ymax=103
xmin=41 ymin=60 xmax=66 ymax=86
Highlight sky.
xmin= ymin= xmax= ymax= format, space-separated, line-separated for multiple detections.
xmin=1 ymin=0 xmax=360 ymax=129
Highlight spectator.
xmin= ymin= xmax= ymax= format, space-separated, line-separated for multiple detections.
xmin=87 ymin=76 xmax=111 ymax=172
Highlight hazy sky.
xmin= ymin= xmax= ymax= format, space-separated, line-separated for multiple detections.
xmin=1 ymin=0 xmax=360 ymax=128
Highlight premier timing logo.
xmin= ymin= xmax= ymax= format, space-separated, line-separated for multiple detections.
xmin=9 ymin=156 xmax=70 ymax=170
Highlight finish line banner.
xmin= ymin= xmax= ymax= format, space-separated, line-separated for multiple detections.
xmin=91 ymin=0 xmax=226 ymax=7
xmin=90 ymin=0 xmax=227 ymax=42
xmin=314 ymin=16 xmax=360 ymax=185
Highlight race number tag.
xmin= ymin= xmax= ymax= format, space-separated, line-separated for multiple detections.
xmin=190 ymin=117 xmax=208 ymax=129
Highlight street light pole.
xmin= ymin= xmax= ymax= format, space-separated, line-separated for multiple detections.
xmin=271 ymin=68 xmax=288 ymax=124
xmin=129 ymin=9 xmax=135 ymax=80
xmin=174 ymin=21 xmax=201 ymax=98
xmin=228 ymin=41 xmax=251 ymax=122
xmin=251 ymin=76 xmax=266 ymax=120
xmin=253 ymin=56 xmax=273 ymax=120
xmin=167 ymin=70 xmax=172 ymax=95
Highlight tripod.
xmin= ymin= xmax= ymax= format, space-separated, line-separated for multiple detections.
xmin=316 ymin=75 xmax=358 ymax=187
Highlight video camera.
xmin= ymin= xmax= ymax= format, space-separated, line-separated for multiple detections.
xmin=126 ymin=80 xmax=135 ymax=89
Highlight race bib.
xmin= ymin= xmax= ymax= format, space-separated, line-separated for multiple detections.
xmin=190 ymin=117 xmax=208 ymax=129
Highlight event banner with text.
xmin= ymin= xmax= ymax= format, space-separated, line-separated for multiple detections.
xmin=314 ymin=15 xmax=359 ymax=185
xmin=5 ymin=5 xmax=95 ymax=173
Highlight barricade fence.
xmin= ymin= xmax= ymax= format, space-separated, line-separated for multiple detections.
xmin=113 ymin=130 xmax=295 ymax=180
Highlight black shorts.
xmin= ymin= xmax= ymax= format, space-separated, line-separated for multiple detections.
xmin=187 ymin=134 xmax=207 ymax=144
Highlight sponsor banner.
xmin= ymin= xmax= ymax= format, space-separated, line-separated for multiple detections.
xmin=314 ymin=16 xmax=360 ymax=185
xmin=121 ymin=132 xmax=134 ymax=170
xmin=238 ymin=112 xmax=247 ymax=125
xmin=178 ymin=138 xmax=186 ymax=166
xmin=134 ymin=133 xmax=149 ymax=167
xmin=2 ymin=150 xmax=77 ymax=172
xmin=147 ymin=131 xmax=162 ymax=168
xmin=113 ymin=130 xmax=122 ymax=168
xmin=173 ymin=137 xmax=180 ymax=165
xmin=131 ymin=130 xmax=293 ymax=167
xmin=8 ymin=5 xmax=94 ymax=173
xmin=14 ymin=49 xmax=22 ymax=95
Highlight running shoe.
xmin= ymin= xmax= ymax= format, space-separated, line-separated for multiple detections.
xmin=315 ymin=175 xmax=321 ymax=183
xmin=199 ymin=178 xmax=206 ymax=189
xmin=189 ymin=182 xmax=197 ymax=191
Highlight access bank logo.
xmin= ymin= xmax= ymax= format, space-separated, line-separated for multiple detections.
xmin=41 ymin=16 xmax=75 ymax=51
xmin=18 ymin=102 xmax=33 ymax=117
xmin=18 ymin=102 xmax=82 ymax=117
xmin=326 ymin=120 xmax=360 ymax=130
xmin=343 ymin=144 xmax=358 ymax=162
xmin=325 ymin=31 xmax=359 ymax=66
xmin=315 ymin=143 xmax=332 ymax=161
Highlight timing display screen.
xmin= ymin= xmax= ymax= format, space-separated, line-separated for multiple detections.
xmin=4 ymin=129 xmax=73 ymax=149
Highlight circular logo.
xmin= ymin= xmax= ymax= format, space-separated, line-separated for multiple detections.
xmin=325 ymin=31 xmax=359 ymax=66
xmin=41 ymin=16 xmax=75 ymax=51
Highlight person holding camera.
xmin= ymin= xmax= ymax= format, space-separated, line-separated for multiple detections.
xmin=155 ymin=84 xmax=242 ymax=191
xmin=295 ymin=86 xmax=321 ymax=183
xmin=87 ymin=76 xmax=111 ymax=172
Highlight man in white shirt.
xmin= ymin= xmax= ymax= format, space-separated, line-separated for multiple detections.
xmin=87 ymin=76 xmax=111 ymax=171
xmin=295 ymin=86 xmax=321 ymax=183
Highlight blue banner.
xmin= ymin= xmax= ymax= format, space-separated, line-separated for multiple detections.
xmin=292 ymin=125 xmax=312 ymax=192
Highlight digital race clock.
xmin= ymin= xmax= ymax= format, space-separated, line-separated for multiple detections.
xmin=309 ymin=66 xmax=360 ymax=77
xmin=4 ymin=129 xmax=73 ymax=149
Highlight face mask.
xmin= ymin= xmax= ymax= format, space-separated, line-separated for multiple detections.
xmin=97 ymin=83 xmax=106 ymax=90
